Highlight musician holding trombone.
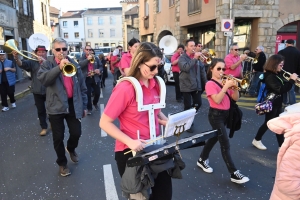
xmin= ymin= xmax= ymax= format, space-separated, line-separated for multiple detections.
xmin=37 ymin=38 xmax=88 ymax=177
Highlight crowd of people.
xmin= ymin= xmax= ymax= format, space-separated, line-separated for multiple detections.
xmin=1 ymin=36 xmax=300 ymax=200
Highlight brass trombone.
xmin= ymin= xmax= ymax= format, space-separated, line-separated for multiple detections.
xmin=4 ymin=39 xmax=40 ymax=61
xmin=61 ymin=54 xmax=77 ymax=77
xmin=281 ymin=69 xmax=300 ymax=87
xmin=221 ymin=74 xmax=250 ymax=90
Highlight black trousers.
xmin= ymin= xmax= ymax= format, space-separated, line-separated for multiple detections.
xmin=173 ymin=72 xmax=182 ymax=100
xmin=48 ymin=99 xmax=82 ymax=166
xmin=255 ymin=104 xmax=284 ymax=146
xmin=182 ymin=90 xmax=202 ymax=112
xmin=33 ymin=94 xmax=47 ymax=129
xmin=200 ymin=108 xmax=237 ymax=174
xmin=115 ymin=149 xmax=172 ymax=200
xmin=86 ymin=77 xmax=100 ymax=111
xmin=0 ymin=81 xmax=15 ymax=107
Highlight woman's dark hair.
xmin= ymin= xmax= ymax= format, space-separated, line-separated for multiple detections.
xmin=128 ymin=42 xmax=162 ymax=79
xmin=206 ymin=58 xmax=225 ymax=80
xmin=177 ymin=44 xmax=184 ymax=49
xmin=128 ymin=38 xmax=140 ymax=47
xmin=264 ymin=54 xmax=284 ymax=74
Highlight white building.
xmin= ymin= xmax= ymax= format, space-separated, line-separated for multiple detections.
xmin=82 ymin=7 xmax=123 ymax=48
xmin=59 ymin=10 xmax=85 ymax=52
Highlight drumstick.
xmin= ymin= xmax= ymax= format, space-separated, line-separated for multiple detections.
xmin=124 ymin=136 xmax=164 ymax=155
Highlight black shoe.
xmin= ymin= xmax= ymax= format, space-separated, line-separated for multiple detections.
xmin=197 ymin=158 xmax=213 ymax=173
xmin=230 ymin=170 xmax=250 ymax=184
xmin=94 ymin=104 xmax=100 ymax=111
xmin=65 ymin=147 xmax=79 ymax=163
xmin=59 ymin=165 xmax=71 ymax=177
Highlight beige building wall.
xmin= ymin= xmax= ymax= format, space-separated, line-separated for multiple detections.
xmin=139 ymin=0 xmax=154 ymax=37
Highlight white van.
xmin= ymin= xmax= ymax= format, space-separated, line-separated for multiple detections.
xmin=94 ymin=47 xmax=112 ymax=57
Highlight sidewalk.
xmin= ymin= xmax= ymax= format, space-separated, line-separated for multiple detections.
xmin=0 ymin=78 xmax=31 ymax=104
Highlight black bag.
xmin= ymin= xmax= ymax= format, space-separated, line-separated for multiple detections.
xmin=210 ymin=80 xmax=243 ymax=138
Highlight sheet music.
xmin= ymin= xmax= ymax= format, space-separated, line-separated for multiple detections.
xmin=164 ymin=108 xmax=196 ymax=138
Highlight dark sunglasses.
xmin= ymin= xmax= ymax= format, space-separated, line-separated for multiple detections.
xmin=86 ymin=49 xmax=92 ymax=51
xmin=233 ymin=49 xmax=239 ymax=51
xmin=217 ymin=67 xmax=226 ymax=71
xmin=55 ymin=47 xmax=68 ymax=52
xmin=144 ymin=63 xmax=158 ymax=71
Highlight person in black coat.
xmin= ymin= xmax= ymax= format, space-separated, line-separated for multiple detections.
xmin=98 ymin=53 xmax=107 ymax=88
xmin=252 ymin=54 xmax=298 ymax=150
xmin=278 ymin=39 xmax=300 ymax=105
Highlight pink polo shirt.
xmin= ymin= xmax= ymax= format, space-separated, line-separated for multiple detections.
xmin=171 ymin=52 xmax=180 ymax=73
xmin=224 ymin=54 xmax=242 ymax=78
xmin=120 ymin=52 xmax=132 ymax=69
xmin=104 ymin=78 xmax=161 ymax=152
xmin=205 ymin=80 xmax=233 ymax=110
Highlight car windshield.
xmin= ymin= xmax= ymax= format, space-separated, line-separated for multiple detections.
xmin=164 ymin=56 xmax=171 ymax=63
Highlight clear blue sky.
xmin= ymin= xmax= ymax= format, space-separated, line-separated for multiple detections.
xmin=50 ymin=0 xmax=122 ymax=11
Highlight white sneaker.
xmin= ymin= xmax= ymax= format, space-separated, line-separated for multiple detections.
xmin=252 ymin=139 xmax=267 ymax=150
xmin=11 ymin=103 xmax=16 ymax=108
xmin=2 ymin=107 xmax=9 ymax=112
xmin=231 ymin=170 xmax=250 ymax=184
xmin=197 ymin=158 xmax=213 ymax=173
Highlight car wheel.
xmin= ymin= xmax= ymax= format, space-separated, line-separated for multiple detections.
xmin=163 ymin=72 xmax=169 ymax=84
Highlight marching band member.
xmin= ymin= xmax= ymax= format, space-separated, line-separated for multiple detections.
xmin=224 ymin=44 xmax=247 ymax=78
xmin=100 ymin=42 xmax=172 ymax=200
xmin=78 ymin=45 xmax=102 ymax=115
xmin=252 ymin=54 xmax=297 ymax=150
xmin=171 ymin=44 xmax=184 ymax=102
xmin=119 ymin=38 xmax=140 ymax=76
xmin=13 ymin=46 xmax=49 ymax=136
xmin=38 ymin=38 xmax=87 ymax=177
xmin=196 ymin=58 xmax=250 ymax=184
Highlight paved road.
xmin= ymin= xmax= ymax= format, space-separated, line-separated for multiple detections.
xmin=1 ymin=73 xmax=297 ymax=200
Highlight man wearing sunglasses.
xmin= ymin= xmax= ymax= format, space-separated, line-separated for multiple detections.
xmin=178 ymin=39 xmax=207 ymax=133
xmin=79 ymin=45 xmax=103 ymax=114
xmin=38 ymin=37 xmax=88 ymax=177
xmin=224 ymin=44 xmax=247 ymax=78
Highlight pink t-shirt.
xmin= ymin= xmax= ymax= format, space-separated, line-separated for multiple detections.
xmin=205 ymin=80 xmax=233 ymax=110
xmin=55 ymin=58 xmax=74 ymax=98
xmin=120 ymin=52 xmax=132 ymax=69
xmin=171 ymin=52 xmax=180 ymax=73
xmin=224 ymin=54 xmax=242 ymax=78
xmin=104 ymin=78 xmax=161 ymax=152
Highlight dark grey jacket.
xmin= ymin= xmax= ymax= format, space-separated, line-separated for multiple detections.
xmin=37 ymin=56 xmax=87 ymax=119
xmin=178 ymin=52 xmax=207 ymax=92
xmin=78 ymin=53 xmax=103 ymax=83
xmin=18 ymin=60 xmax=46 ymax=95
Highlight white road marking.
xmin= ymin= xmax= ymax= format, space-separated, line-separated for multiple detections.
xmin=100 ymin=104 xmax=107 ymax=137
xmin=103 ymin=164 xmax=119 ymax=200
xmin=100 ymin=88 xmax=103 ymax=98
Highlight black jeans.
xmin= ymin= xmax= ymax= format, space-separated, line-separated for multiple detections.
xmin=255 ymin=104 xmax=284 ymax=146
xmin=182 ymin=90 xmax=202 ymax=112
xmin=173 ymin=72 xmax=182 ymax=100
xmin=200 ymin=108 xmax=237 ymax=174
xmin=115 ymin=149 xmax=172 ymax=200
xmin=48 ymin=99 xmax=82 ymax=166
xmin=0 ymin=81 xmax=15 ymax=107
xmin=86 ymin=77 xmax=100 ymax=111
xmin=33 ymin=94 xmax=47 ymax=129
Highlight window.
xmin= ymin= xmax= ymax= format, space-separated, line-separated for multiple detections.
xmin=13 ymin=0 xmax=19 ymax=11
xmin=87 ymin=17 xmax=92 ymax=25
xmin=99 ymin=29 xmax=104 ymax=38
xmin=63 ymin=33 xmax=69 ymax=39
xmin=145 ymin=0 xmax=149 ymax=16
xmin=169 ymin=0 xmax=175 ymax=7
xmin=23 ymin=0 xmax=28 ymax=15
xmin=95 ymin=43 xmax=99 ymax=49
xmin=156 ymin=0 xmax=161 ymax=13
xmin=88 ymin=29 xmax=93 ymax=38
xmin=110 ymin=16 xmax=116 ymax=25
xmin=98 ymin=17 xmax=104 ymax=25
xmin=63 ymin=21 xmax=67 ymax=27
xmin=74 ymin=21 xmax=78 ymax=27
xmin=74 ymin=32 xmax=79 ymax=39
xmin=110 ymin=29 xmax=115 ymax=37
xmin=188 ymin=0 xmax=201 ymax=15
xmin=41 ymin=2 xmax=47 ymax=25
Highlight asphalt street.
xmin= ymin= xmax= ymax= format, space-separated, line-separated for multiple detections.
xmin=1 ymin=73 xmax=299 ymax=200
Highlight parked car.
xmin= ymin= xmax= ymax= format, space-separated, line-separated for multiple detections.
xmin=162 ymin=55 xmax=174 ymax=84
xmin=68 ymin=51 xmax=81 ymax=62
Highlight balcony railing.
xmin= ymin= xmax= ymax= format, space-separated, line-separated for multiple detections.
xmin=188 ymin=0 xmax=201 ymax=15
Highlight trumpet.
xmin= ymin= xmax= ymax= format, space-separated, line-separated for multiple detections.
xmin=194 ymin=50 xmax=211 ymax=64
xmin=221 ymin=74 xmax=250 ymax=90
xmin=281 ymin=69 xmax=300 ymax=87
xmin=245 ymin=56 xmax=258 ymax=64
xmin=89 ymin=53 xmax=95 ymax=64
xmin=61 ymin=54 xmax=77 ymax=77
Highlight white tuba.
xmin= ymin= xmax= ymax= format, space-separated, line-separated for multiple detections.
xmin=159 ymin=35 xmax=178 ymax=55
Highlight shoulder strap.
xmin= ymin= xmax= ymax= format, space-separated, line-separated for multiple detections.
xmin=210 ymin=79 xmax=232 ymax=100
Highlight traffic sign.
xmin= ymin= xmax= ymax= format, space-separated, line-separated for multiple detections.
xmin=221 ymin=19 xmax=233 ymax=32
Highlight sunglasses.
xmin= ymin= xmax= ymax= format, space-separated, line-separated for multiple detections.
xmin=144 ymin=63 xmax=158 ymax=71
xmin=233 ymin=49 xmax=239 ymax=51
xmin=197 ymin=45 xmax=202 ymax=47
xmin=86 ymin=49 xmax=92 ymax=51
xmin=55 ymin=47 xmax=68 ymax=52
xmin=217 ymin=67 xmax=226 ymax=71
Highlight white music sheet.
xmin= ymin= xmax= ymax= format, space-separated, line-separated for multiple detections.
xmin=164 ymin=108 xmax=197 ymax=138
